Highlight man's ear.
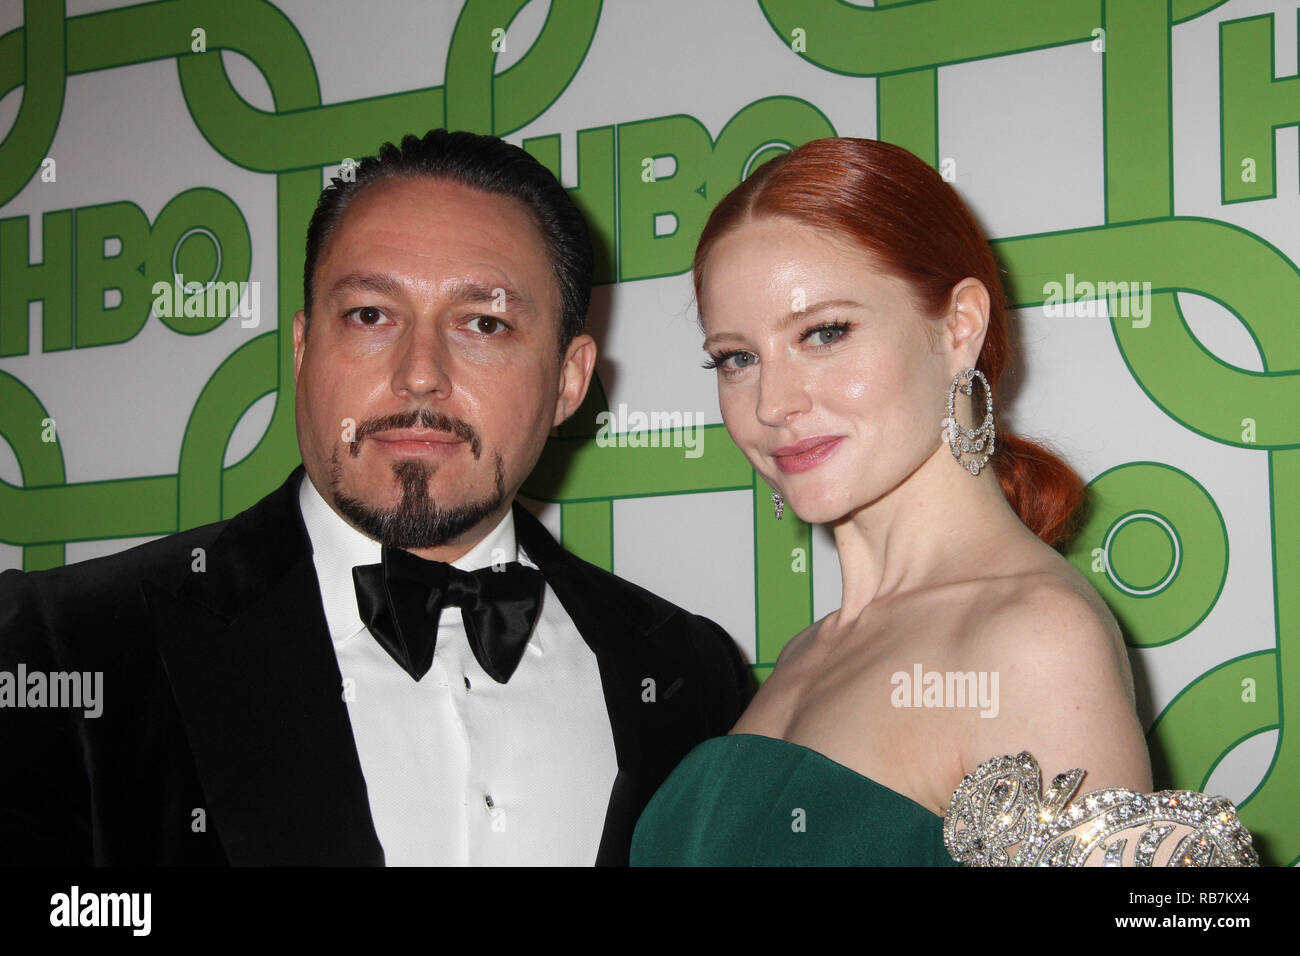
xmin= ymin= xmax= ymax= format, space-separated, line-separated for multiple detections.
xmin=292 ymin=310 xmax=307 ymax=386
xmin=944 ymin=278 xmax=991 ymax=368
xmin=553 ymin=333 xmax=597 ymax=427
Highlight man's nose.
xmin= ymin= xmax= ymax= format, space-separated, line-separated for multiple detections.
xmin=392 ymin=321 xmax=453 ymax=399
xmin=755 ymin=355 xmax=812 ymax=427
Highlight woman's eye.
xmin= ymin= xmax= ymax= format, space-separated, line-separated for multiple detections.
xmin=347 ymin=306 xmax=389 ymax=326
xmin=704 ymin=350 xmax=757 ymax=372
xmin=803 ymin=323 xmax=848 ymax=346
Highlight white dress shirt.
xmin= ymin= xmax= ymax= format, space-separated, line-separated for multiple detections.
xmin=297 ymin=473 xmax=618 ymax=865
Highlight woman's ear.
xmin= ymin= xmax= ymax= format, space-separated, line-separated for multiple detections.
xmin=945 ymin=278 xmax=991 ymax=364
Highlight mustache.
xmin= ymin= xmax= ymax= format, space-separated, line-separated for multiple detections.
xmin=351 ymin=407 xmax=482 ymax=459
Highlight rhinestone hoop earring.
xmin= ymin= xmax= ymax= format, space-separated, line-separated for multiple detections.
xmin=772 ymin=491 xmax=784 ymax=520
xmin=941 ymin=367 xmax=995 ymax=476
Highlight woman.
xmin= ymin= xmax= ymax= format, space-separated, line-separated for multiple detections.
xmin=630 ymin=138 xmax=1257 ymax=866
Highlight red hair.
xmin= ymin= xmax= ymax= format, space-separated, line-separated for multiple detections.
xmin=694 ymin=138 xmax=1085 ymax=547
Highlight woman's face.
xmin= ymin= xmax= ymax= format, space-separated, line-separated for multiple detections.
xmin=699 ymin=216 xmax=957 ymax=525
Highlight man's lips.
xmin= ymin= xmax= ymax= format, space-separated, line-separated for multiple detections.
xmin=370 ymin=429 xmax=467 ymax=455
xmin=771 ymin=435 xmax=844 ymax=474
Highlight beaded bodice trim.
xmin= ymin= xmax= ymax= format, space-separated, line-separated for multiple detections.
xmin=943 ymin=752 xmax=1258 ymax=866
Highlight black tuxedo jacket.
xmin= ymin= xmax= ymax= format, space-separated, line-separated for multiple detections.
xmin=0 ymin=465 xmax=752 ymax=865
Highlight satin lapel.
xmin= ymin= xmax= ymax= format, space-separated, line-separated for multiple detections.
xmin=143 ymin=466 xmax=383 ymax=865
xmin=511 ymin=502 xmax=709 ymax=866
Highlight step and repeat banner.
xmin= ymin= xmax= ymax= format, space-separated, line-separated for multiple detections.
xmin=1 ymin=0 xmax=1297 ymax=864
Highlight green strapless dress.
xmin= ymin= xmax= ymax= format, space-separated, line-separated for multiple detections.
xmin=631 ymin=733 xmax=960 ymax=866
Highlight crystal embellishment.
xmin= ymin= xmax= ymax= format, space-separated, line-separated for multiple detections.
xmin=943 ymin=367 xmax=995 ymax=477
xmin=942 ymin=752 xmax=1259 ymax=867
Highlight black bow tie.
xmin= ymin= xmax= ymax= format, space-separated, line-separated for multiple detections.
xmin=352 ymin=546 xmax=545 ymax=684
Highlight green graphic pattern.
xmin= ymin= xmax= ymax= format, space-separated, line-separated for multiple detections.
xmin=1 ymin=0 xmax=1296 ymax=862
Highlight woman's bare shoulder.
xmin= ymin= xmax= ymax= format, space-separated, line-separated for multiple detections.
xmin=953 ymin=568 xmax=1152 ymax=794
xmin=957 ymin=548 xmax=1128 ymax=670
xmin=976 ymin=565 xmax=1121 ymax=643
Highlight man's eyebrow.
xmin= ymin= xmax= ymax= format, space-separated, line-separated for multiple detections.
xmin=324 ymin=273 xmax=534 ymax=312
xmin=325 ymin=272 xmax=408 ymax=301
xmin=702 ymin=297 xmax=866 ymax=349
xmin=441 ymin=278 xmax=532 ymax=311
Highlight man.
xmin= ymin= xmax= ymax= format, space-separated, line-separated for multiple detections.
xmin=0 ymin=129 xmax=752 ymax=865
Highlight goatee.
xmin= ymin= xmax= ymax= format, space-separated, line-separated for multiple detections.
xmin=329 ymin=448 xmax=508 ymax=549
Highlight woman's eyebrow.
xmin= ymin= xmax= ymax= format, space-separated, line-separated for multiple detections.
xmin=703 ymin=297 xmax=867 ymax=349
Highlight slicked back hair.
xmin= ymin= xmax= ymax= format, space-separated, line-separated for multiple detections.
xmin=302 ymin=128 xmax=593 ymax=357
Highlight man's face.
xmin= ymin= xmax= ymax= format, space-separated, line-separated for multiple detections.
xmin=292 ymin=176 xmax=594 ymax=559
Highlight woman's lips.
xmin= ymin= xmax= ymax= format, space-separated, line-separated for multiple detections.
xmin=771 ymin=436 xmax=844 ymax=474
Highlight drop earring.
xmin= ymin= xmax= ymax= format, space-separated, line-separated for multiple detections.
xmin=772 ymin=491 xmax=784 ymax=520
xmin=941 ymin=366 xmax=995 ymax=476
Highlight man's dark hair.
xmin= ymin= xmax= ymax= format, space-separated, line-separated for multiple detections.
xmin=303 ymin=128 xmax=593 ymax=356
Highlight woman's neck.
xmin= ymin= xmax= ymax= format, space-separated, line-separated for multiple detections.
xmin=831 ymin=442 xmax=1032 ymax=618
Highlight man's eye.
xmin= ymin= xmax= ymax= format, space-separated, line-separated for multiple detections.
xmin=346 ymin=306 xmax=389 ymax=326
xmin=469 ymin=315 xmax=508 ymax=335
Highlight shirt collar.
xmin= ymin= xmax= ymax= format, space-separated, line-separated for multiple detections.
xmin=297 ymin=471 xmax=526 ymax=644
